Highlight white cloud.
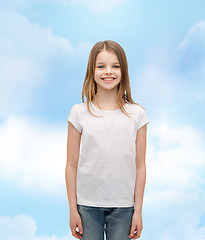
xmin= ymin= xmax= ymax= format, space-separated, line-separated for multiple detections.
xmin=147 ymin=124 xmax=205 ymax=186
xmin=134 ymin=20 xmax=205 ymax=110
xmin=178 ymin=20 xmax=205 ymax=52
xmin=192 ymin=227 xmax=205 ymax=240
xmin=0 ymin=9 xmax=74 ymax=62
xmin=0 ymin=9 xmax=91 ymax=117
xmin=0 ymin=214 xmax=72 ymax=240
xmin=145 ymin=123 xmax=205 ymax=200
xmin=56 ymin=0 xmax=131 ymax=13
xmin=142 ymin=123 xmax=205 ymax=240
xmin=0 ymin=215 xmax=37 ymax=240
xmin=174 ymin=19 xmax=205 ymax=83
xmin=0 ymin=114 xmax=67 ymax=196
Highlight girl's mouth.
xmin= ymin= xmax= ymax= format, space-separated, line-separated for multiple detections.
xmin=101 ymin=78 xmax=116 ymax=82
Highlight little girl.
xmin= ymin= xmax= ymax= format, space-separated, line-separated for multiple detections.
xmin=66 ymin=40 xmax=149 ymax=240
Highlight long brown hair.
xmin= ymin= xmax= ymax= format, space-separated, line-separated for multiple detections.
xmin=82 ymin=40 xmax=142 ymax=117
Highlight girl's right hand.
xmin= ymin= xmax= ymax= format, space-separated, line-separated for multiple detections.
xmin=69 ymin=210 xmax=83 ymax=239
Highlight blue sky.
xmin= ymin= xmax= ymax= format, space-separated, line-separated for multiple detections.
xmin=0 ymin=0 xmax=205 ymax=239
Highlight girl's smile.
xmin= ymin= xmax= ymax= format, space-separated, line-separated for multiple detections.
xmin=101 ymin=77 xmax=116 ymax=82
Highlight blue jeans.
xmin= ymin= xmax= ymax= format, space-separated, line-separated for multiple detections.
xmin=77 ymin=204 xmax=134 ymax=240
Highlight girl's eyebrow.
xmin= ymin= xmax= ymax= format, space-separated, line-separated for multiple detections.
xmin=96 ymin=62 xmax=120 ymax=64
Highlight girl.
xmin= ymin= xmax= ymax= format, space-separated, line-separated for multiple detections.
xmin=66 ymin=40 xmax=149 ymax=240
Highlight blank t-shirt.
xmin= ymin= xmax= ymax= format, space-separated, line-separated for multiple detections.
xmin=67 ymin=101 xmax=149 ymax=208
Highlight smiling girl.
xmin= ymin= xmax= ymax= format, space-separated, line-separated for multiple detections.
xmin=66 ymin=40 xmax=149 ymax=240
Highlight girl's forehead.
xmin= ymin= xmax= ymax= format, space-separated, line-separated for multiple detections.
xmin=96 ymin=50 xmax=119 ymax=62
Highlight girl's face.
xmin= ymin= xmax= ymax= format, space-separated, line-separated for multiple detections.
xmin=94 ymin=50 xmax=121 ymax=91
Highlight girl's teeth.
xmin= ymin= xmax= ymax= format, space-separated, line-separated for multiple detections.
xmin=103 ymin=78 xmax=115 ymax=80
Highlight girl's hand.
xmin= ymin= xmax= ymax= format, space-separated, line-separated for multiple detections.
xmin=69 ymin=210 xmax=83 ymax=239
xmin=129 ymin=211 xmax=143 ymax=239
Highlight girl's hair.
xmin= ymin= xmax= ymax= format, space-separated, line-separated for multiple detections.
xmin=82 ymin=40 xmax=142 ymax=117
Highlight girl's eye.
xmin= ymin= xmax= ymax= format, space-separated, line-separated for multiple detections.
xmin=96 ymin=65 xmax=120 ymax=68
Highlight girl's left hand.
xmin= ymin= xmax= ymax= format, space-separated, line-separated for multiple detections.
xmin=128 ymin=211 xmax=143 ymax=239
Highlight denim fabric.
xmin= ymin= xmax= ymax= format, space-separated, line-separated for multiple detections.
xmin=77 ymin=204 xmax=134 ymax=240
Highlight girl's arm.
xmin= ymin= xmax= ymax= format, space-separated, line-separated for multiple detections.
xmin=134 ymin=124 xmax=148 ymax=213
xmin=65 ymin=122 xmax=81 ymax=213
xmin=129 ymin=124 xmax=147 ymax=238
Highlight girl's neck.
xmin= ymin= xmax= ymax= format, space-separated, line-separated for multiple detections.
xmin=92 ymin=95 xmax=126 ymax=111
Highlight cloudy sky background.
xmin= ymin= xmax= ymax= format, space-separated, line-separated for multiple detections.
xmin=0 ymin=0 xmax=205 ymax=239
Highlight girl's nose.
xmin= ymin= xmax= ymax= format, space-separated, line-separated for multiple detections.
xmin=105 ymin=67 xmax=112 ymax=74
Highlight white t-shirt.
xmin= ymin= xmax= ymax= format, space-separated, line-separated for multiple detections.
xmin=67 ymin=101 xmax=149 ymax=208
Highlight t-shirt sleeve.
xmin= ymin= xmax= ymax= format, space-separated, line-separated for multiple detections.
xmin=67 ymin=104 xmax=82 ymax=133
xmin=136 ymin=107 xmax=149 ymax=131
